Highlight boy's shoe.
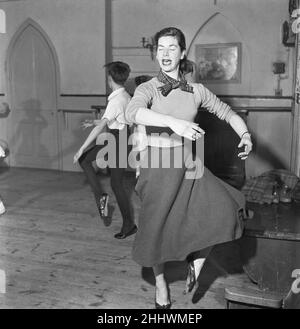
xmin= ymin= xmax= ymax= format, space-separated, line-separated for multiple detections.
xmin=0 ymin=200 xmax=6 ymax=215
xmin=99 ymin=193 xmax=109 ymax=218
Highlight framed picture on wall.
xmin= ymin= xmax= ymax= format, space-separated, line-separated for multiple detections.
xmin=195 ymin=42 xmax=241 ymax=83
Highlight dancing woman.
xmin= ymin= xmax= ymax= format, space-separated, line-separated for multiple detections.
xmin=125 ymin=27 xmax=252 ymax=308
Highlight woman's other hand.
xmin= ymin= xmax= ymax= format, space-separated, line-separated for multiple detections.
xmin=238 ymin=134 xmax=252 ymax=160
xmin=168 ymin=117 xmax=205 ymax=140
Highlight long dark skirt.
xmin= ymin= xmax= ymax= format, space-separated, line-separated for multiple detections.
xmin=132 ymin=145 xmax=245 ymax=267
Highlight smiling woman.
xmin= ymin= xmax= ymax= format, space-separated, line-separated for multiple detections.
xmin=125 ymin=26 xmax=253 ymax=309
xmin=156 ymin=36 xmax=185 ymax=76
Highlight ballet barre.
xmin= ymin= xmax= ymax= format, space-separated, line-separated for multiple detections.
xmin=58 ymin=108 xmax=105 ymax=129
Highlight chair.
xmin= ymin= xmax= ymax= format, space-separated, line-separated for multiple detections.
xmin=282 ymin=288 xmax=300 ymax=309
xmin=224 ymin=286 xmax=283 ymax=309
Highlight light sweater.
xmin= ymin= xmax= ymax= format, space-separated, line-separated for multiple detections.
xmin=125 ymin=77 xmax=234 ymax=149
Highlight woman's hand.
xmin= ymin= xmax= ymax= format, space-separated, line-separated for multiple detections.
xmin=238 ymin=134 xmax=252 ymax=160
xmin=168 ymin=117 xmax=205 ymax=140
xmin=73 ymin=148 xmax=84 ymax=163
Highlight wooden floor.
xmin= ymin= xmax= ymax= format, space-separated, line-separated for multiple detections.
xmin=0 ymin=167 xmax=253 ymax=309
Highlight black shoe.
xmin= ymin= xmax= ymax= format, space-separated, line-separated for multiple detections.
xmin=184 ymin=261 xmax=196 ymax=294
xmin=155 ymin=301 xmax=171 ymax=309
xmin=114 ymin=225 xmax=137 ymax=239
xmin=99 ymin=193 xmax=109 ymax=218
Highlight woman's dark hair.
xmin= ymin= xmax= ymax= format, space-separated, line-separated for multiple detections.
xmin=104 ymin=61 xmax=131 ymax=85
xmin=134 ymin=75 xmax=152 ymax=86
xmin=154 ymin=27 xmax=189 ymax=74
xmin=181 ymin=59 xmax=195 ymax=76
xmin=154 ymin=27 xmax=186 ymax=51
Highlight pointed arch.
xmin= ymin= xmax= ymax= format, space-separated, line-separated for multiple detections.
xmin=187 ymin=12 xmax=251 ymax=62
xmin=5 ymin=18 xmax=61 ymax=170
xmin=187 ymin=12 xmax=252 ymax=94
xmin=6 ymin=18 xmax=60 ymax=101
xmin=187 ymin=12 xmax=220 ymax=56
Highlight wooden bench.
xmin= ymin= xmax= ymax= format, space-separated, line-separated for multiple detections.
xmin=224 ymin=286 xmax=283 ymax=309
xmin=225 ymin=203 xmax=300 ymax=309
xmin=240 ymin=202 xmax=300 ymax=294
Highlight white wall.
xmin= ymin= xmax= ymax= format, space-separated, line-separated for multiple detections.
xmin=0 ymin=0 xmax=106 ymax=95
xmin=112 ymin=0 xmax=294 ymax=177
xmin=112 ymin=0 xmax=293 ymax=97
xmin=0 ymin=0 xmax=295 ymax=175
xmin=0 ymin=0 xmax=107 ymax=171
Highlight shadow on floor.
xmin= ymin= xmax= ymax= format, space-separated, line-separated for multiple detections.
xmin=141 ymin=239 xmax=246 ymax=303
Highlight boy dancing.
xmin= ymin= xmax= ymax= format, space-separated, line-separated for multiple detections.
xmin=74 ymin=62 xmax=136 ymax=239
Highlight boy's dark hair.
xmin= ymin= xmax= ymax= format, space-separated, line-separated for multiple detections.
xmin=104 ymin=61 xmax=131 ymax=85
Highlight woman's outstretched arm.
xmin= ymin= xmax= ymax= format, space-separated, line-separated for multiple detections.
xmin=228 ymin=113 xmax=252 ymax=160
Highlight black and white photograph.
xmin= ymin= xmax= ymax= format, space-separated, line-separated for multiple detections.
xmin=0 ymin=0 xmax=299 ymax=319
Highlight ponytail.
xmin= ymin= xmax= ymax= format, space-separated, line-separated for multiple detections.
xmin=180 ymin=57 xmax=195 ymax=75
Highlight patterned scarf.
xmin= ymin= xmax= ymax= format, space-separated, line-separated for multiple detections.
xmin=157 ymin=70 xmax=194 ymax=97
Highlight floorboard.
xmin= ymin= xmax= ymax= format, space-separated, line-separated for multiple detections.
xmin=0 ymin=167 xmax=253 ymax=309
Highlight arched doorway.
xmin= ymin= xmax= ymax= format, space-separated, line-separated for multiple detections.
xmin=6 ymin=18 xmax=60 ymax=170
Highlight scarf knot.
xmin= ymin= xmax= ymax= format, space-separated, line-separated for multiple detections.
xmin=157 ymin=70 xmax=194 ymax=97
